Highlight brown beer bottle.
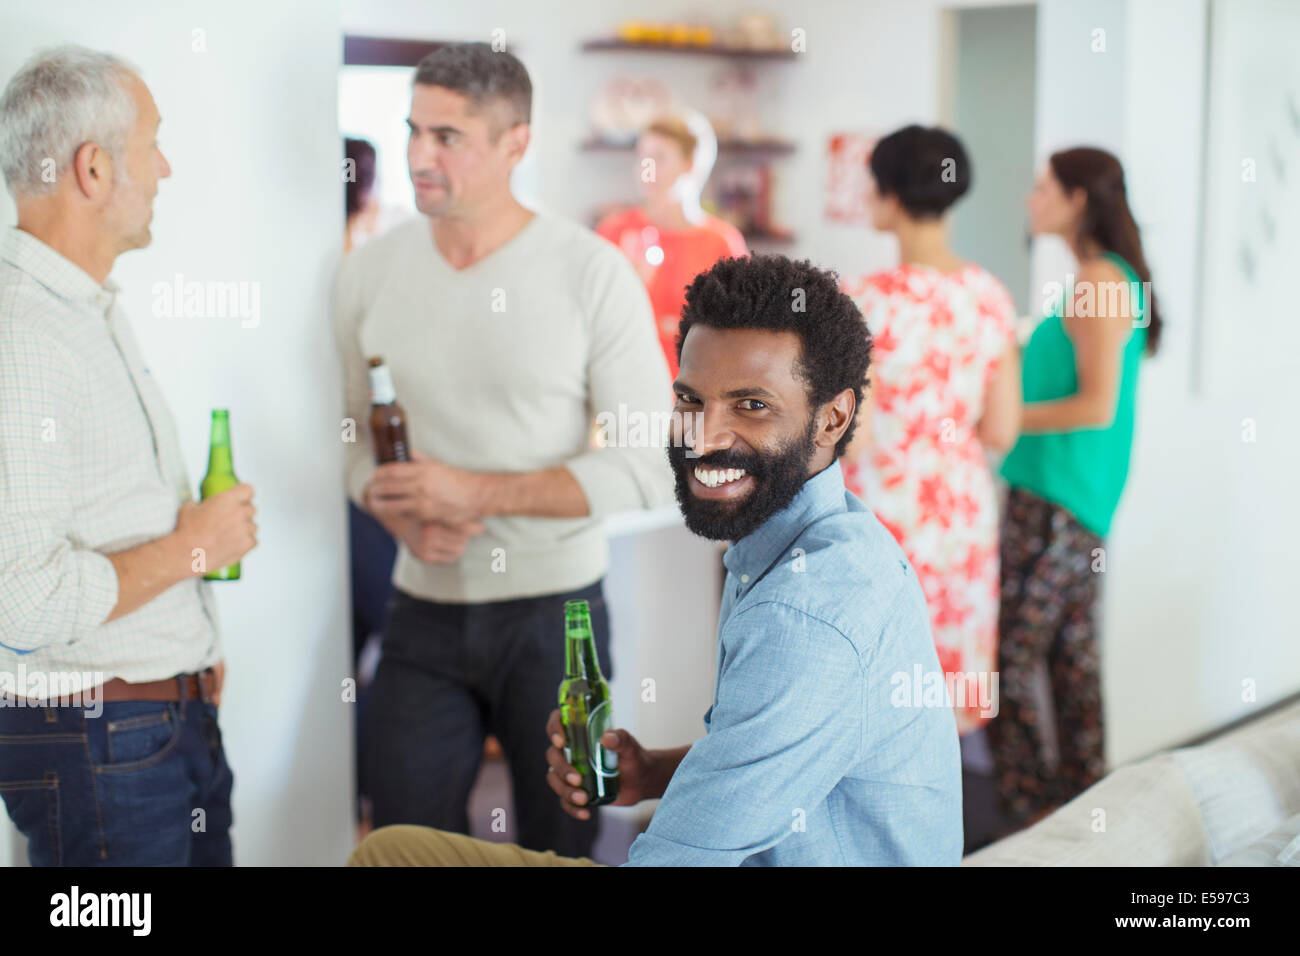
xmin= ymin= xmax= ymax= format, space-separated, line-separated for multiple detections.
xmin=368 ymin=356 xmax=410 ymax=464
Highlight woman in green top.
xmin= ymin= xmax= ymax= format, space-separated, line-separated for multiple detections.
xmin=989 ymin=147 xmax=1164 ymax=833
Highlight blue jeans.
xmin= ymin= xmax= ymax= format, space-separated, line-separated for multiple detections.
xmin=364 ymin=579 xmax=611 ymax=858
xmin=0 ymin=690 xmax=234 ymax=866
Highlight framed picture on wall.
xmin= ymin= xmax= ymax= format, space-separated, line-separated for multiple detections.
xmin=824 ymin=131 xmax=877 ymax=225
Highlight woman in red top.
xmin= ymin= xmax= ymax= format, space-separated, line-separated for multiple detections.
xmin=596 ymin=113 xmax=747 ymax=378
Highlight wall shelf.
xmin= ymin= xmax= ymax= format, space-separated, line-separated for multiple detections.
xmin=579 ymin=136 xmax=796 ymax=157
xmin=581 ymin=38 xmax=797 ymax=61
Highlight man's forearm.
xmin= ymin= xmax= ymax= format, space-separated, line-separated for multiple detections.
xmin=105 ymin=532 xmax=193 ymax=623
xmin=475 ymin=465 xmax=590 ymax=519
xmin=646 ymin=745 xmax=692 ymax=799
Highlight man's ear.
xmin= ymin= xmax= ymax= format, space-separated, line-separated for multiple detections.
xmin=816 ymin=388 xmax=857 ymax=449
xmin=503 ymin=121 xmax=530 ymax=165
xmin=72 ymin=141 xmax=110 ymax=199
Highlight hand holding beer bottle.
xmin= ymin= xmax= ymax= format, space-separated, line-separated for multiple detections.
xmin=197 ymin=408 xmax=257 ymax=580
xmin=547 ymin=599 xmax=659 ymax=819
xmin=545 ymin=708 xmax=657 ymax=820
xmin=363 ymin=356 xmax=487 ymax=552
xmin=176 ymin=484 xmax=257 ymax=579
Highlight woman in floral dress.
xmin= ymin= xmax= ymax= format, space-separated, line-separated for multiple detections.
xmin=843 ymin=125 xmax=1021 ymax=735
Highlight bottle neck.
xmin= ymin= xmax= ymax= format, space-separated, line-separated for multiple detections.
xmin=369 ymin=364 xmax=397 ymax=405
xmin=564 ymin=633 xmax=602 ymax=680
xmin=208 ymin=416 xmax=233 ymax=474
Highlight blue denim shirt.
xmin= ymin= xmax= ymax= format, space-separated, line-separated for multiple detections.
xmin=624 ymin=459 xmax=962 ymax=866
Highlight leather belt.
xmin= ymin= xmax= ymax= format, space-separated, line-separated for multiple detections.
xmin=8 ymin=668 xmax=220 ymax=707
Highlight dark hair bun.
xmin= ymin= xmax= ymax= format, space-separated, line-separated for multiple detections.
xmin=868 ymin=124 xmax=972 ymax=218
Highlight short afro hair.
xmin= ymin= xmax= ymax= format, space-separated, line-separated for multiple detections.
xmin=675 ymin=254 xmax=872 ymax=457
xmin=869 ymin=124 xmax=971 ymax=218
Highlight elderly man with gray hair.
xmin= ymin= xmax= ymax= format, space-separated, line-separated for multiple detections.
xmin=0 ymin=46 xmax=256 ymax=865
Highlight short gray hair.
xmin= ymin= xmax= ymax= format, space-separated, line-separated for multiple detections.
xmin=0 ymin=45 xmax=139 ymax=197
xmin=413 ymin=42 xmax=531 ymax=137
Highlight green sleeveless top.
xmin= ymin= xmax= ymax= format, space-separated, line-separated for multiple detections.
xmin=1000 ymin=252 xmax=1147 ymax=537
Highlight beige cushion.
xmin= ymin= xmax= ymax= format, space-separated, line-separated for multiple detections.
xmin=963 ymin=754 xmax=1209 ymax=866
xmin=1218 ymin=813 xmax=1300 ymax=866
xmin=964 ymin=701 xmax=1300 ymax=867
xmin=1172 ymin=703 xmax=1300 ymax=862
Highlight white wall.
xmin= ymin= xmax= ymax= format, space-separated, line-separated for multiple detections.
xmin=0 ymin=0 xmax=353 ymax=865
xmin=1107 ymin=0 xmax=1300 ymax=760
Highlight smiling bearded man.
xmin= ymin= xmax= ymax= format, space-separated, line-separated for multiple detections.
xmin=348 ymin=254 xmax=964 ymax=867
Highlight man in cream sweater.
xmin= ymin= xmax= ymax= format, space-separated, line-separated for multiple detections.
xmin=332 ymin=43 xmax=673 ymax=857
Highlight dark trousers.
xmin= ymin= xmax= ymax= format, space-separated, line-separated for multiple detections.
xmin=988 ymin=487 xmax=1106 ymax=828
xmin=0 ymin=694 xmax=234 ymax=866
xmin=349 ymin=500 xmax=397 ymax=815
xmin=363 ymin=579 xmax=610 ymax=857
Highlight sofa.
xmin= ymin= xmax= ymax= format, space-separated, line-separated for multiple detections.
xmin=963 ymin=699 xmax=1300 ymax=866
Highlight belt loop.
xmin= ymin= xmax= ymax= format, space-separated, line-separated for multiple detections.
xmin=177 ymin=674 xmax=188 ymax=704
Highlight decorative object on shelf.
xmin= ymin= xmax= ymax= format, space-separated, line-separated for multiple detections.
xmin=709 ymin=164 xmax=792 ymax=242
xmin=590 ymin=12 xmax=790 ymax=56
xmin=709 ymin=65 xmax=761 ymax=142
xmin=588 ymin=76 xmax=676 ymax=144
xmin=728 ymin=11 xmax=785 ymax=51
xmin=585 ymin=67 xmax=792 ymax=153
xmin=616 ymin=19 xmax=715 ymax=47
xmin=825 ymin=131 xmax=878 ymax=225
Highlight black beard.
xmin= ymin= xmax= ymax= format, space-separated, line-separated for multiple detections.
xmin=667 ymin=417 xmax=819 ymax=542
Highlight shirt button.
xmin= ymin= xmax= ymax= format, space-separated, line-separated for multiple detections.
xmin=740 ymin=573 xmax=750 ymax=584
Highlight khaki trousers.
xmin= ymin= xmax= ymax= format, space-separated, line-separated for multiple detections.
xmin=346 ymin=825 xmax=606 ymax=867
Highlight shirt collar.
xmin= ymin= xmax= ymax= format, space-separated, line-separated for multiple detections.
xmin=722 ymin=458 xmax=848 ymax=591
xmin=1 ymin=227 xmax=119 ymax=313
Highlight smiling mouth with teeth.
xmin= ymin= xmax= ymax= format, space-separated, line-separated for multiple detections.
xmin=693 ymin=466 xmax=749 ymax=488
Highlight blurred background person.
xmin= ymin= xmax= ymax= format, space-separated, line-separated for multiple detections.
xmin=843 ymin=124 xmax=1021 ymax=738
xmin=990 ymin=146 xmax=1162 ymax=832
xmin=341 ymin=135 xmax=397 ymax=838
xmin=344 ymin=136 xmax=381 ymax=252
xmin=596 ymin=111 xmax=747 ymax=379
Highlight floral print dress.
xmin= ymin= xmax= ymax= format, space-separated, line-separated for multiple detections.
xmin=842 ymin=264 xmax=1017 ymax=735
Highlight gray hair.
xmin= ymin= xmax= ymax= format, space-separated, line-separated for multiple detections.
xmin=413 ymin=42 xmax=531 ymax=137
xmin=0 ymin=45 xmax=139 ymax=197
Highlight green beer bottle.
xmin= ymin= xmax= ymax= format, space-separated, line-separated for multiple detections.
xmin=199 ymin=408 xmax=240 ymax=581
xmin=558 ymin=599 xmax=619 ymax=806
